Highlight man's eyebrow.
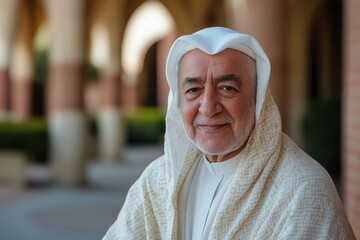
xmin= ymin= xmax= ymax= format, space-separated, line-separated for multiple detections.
xmin=182 ymin=77 xmax=201 ymax=88
xmin=215 ymin=74 xmax=242 ymax=86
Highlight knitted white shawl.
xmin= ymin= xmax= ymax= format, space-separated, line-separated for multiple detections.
xmin=103 ymin=27 xmax=355 ymax=239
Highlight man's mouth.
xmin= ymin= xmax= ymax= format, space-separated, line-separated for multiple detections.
xmin=197 ymin=123 xmax=229 ymax=131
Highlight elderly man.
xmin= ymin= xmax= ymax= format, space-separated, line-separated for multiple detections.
xmin=103 ymin=27 xmax=355 ymax=239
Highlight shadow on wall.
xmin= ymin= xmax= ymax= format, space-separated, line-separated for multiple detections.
xmin=302 ymin=96 xmax=341 ymax=178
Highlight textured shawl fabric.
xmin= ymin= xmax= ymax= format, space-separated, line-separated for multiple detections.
xmin=103 ymin=27 xmax=355 ymax=239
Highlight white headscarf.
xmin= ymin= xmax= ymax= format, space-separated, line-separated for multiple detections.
xmin=164 ymin=27 xmax=271 ymax=190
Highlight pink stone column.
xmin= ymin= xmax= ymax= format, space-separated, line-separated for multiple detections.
xmin=10 ymin=2 xmax=34 ymax=120
xmin=121 ymin=82 xmax=139 ymax=109
xmin=100 ymin=75 xmax=120 ymax=107
xmin=0 ymin=70 xmax=10 ymax=118
xmin=45 ymin=0 xmax=87 ymax=185
xmin=98 ymin=73 xmax=124 ymax=161
xmin=47 ymin=65 xmax=85 ymax=112
xmin=0 ymin=0 xmax=21 ymax=119
xmin=11 ymin=80 xmax=32 ymax=120
xmin=226 ymin=0 xmax=287 ymax=129
xmin=343 ymin=0 xmax=360 ymax=238
xmin=90 ymin=0 xmax=125 ymax=161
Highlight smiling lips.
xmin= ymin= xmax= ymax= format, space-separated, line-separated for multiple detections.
xmin=196 ymin=123 xmax=230 ymax=131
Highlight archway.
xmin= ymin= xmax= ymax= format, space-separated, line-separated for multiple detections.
xmin=121 ymin=1 xmax=174 ymax=81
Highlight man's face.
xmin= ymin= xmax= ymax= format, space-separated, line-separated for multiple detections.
xmin=178 ymin=48 xmax=256 ymax=159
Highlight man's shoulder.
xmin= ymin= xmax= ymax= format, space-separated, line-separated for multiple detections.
xmin=128 ymin=154 xmax=168 ymax=196
xmin=275 ymin=134 xmax=335 ymax=192
xmin=261 ymin=135 xmax=354 ymax=239
xmin=141 ymin=154 xmax=167 ymax=178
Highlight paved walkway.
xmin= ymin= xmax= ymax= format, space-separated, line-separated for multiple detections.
xmin=0 ymin=144 xmax=343 ymax=240
xmin=0 ymin=145 xmax=164 ymax=240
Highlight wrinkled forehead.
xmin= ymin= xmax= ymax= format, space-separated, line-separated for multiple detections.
xmin=177 ymin=48 xmax=256 ymax=83
xmin=178 ymin=47 xmax=255 ymax=68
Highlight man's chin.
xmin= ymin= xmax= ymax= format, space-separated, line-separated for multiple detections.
xmin=194 ymin=143 xmax=234 ymax=156
xmin=190 ymin=138 xmax=245 ymax=158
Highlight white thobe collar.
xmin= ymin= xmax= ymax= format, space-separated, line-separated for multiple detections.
xmin=204 ymin=153 xmax=241 ymax=175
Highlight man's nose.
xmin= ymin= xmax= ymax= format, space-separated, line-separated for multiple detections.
xmin=199 ymin=88 xmax=222 ymax=117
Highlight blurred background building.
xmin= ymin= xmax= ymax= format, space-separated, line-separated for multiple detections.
xmin=0 ymin=0 xmax=359 ymax=238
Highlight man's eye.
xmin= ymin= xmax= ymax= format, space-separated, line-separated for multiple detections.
xmin=185 ymin=88 xmax=199 ymax=94
xmin=219 ymin=85 xmax=238 ymax=97
xmin=222 ymin=86 xmax=235 ymax=91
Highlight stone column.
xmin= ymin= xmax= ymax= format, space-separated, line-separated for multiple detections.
xmin=45 ymin=0 xmax=87 ymax=185
xmin=121 ymin=82 xmax=139 ymax=109
xmin=11 ymin=73 xmax=32 ymax=120
xmin=343 ymin=0 xmax=360 ymax=238
xmin=90 ymin=0 xmax=125 ymax=161
xmin=0 ymin=0 xmax=21 ymax=120
xmin=0 ymin=70 xmax=10 ymax=119
xmin=98 ymin=73 xmax=124 ymax=161
xmin=10 ymin=2 xmax=33 ymax=120
xmin=227 ymin=0 xmax=286 ymax=129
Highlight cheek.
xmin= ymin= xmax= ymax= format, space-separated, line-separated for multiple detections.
xmin=180 ymin=103 xmax=192 ymax=125
xmin=230 ymin=101 xmax=255 ymax=128
xmin=180 ymin=102 xmax=198 ymax=129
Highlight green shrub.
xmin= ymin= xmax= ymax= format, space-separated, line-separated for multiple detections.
xmin=0 ymin=108 xmax=165 ymax=164
xmin=90 ymin=108 xmax=166 ymax=144
xmin=302 ymin=96 xmax=341 ymax=177
xmin=125 ymin=107 xmax=165 ymax=144
xmin=0 ymin=118 xmax=48 ymax=163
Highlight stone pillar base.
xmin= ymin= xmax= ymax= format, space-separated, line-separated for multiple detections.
xmin=49 ymin=111 xmax=87 ymax=185
xmin=98 ymin=108 xmax=125 ymax=161
xmin=0 ymin=151 xmax=27 ymax=186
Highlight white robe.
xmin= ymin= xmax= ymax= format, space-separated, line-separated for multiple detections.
xmin=102 ymin=90 xmax=356 ymax=240
xmin=102 ymin=27 xmax=356 ymax=240
xmin=178 ymin=154 xmax=241 ymax=240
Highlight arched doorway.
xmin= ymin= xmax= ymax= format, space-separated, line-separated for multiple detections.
xmin=121 ymin=0 xmax=175 ymax=109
